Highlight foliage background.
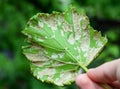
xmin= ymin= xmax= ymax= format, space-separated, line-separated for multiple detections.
xmin=0 ymin=0 xmax=120 ymax=89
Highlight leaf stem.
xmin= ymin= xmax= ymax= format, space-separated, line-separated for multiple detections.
xmin=78 ymin=63 xmax=88 ymax=72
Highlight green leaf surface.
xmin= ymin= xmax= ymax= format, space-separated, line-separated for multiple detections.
xmin=22 ymin=6 xmax=107 ymax=86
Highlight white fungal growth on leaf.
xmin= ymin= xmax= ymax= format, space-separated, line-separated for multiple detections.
xmin=22 ymin=6 xmax=108 ymax=86
xmin=60 ymin=30 xmax=65 ymax=37
xmin=58 ymin=53 xmax=64 ymax=58
xmin=38 ymin=21 xmax=43 ymax=28
xmin=68 ymin=34 xmax=75 ymax=45
xmin=51 ymin=53 xmax=58 ymax=59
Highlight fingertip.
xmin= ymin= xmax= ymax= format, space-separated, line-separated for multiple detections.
xmin=75 ymin=74 xmax=85 ymax=88
xmin=76 ymin=74 xmax=89 ymax=87
xmin=76 ymin=74 xmax=103 ymax=89
xmin=87 ymin=69 xmax=96 ymax=80
xmin=87 ymin=68 xmax=103 ymax=83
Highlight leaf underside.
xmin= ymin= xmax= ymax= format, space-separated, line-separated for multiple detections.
xmin=22 ymin=6 xmax=107 ymax=86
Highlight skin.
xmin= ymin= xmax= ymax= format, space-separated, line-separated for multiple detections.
xmin=76 ymin=59 xmax=120 ymax=89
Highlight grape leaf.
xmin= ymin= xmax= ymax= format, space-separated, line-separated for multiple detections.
xmin=22 ymin=6 xmax=107 ymax=86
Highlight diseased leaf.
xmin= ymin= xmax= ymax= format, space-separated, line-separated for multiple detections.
xmin=22 ymin=6 xmax=107 ymax=86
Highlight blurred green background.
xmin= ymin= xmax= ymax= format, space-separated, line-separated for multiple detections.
xmin=0 ymin=0 xmax=120 ymax=89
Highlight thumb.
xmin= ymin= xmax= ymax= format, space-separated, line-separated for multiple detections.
xmin=87 ymin=59 xmax=120 ymax=83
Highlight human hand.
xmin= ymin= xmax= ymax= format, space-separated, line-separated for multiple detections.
xmin=76 ymin=59 xmax=120 ymax=89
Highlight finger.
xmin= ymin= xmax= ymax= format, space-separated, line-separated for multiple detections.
xmin=76 ymin=74 xmax=103 ymax=89
xmin=112 ymin=81 xmax=120 ymax=88
xmin=117 ymin=63 xmax=120 ymax=82
xmin=87 ymin=59 xmax=120 ymax=83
